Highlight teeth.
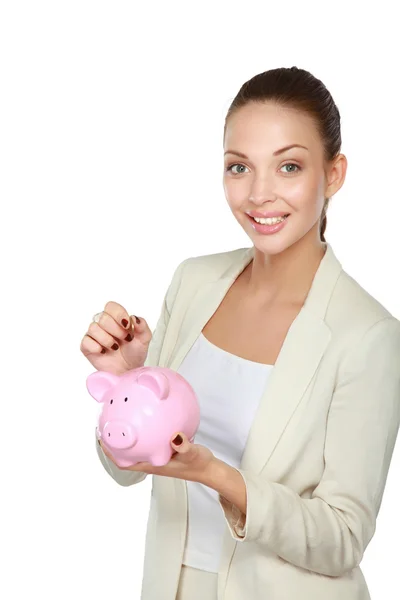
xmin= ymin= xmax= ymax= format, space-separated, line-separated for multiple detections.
xmin=252 ymin=215 xmax=287 ymax=225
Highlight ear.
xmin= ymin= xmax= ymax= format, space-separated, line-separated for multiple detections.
xmin=136 ymin=370 xmax=170 ymax=400
xmin=86 ymin=371 xmax=121 ymax=403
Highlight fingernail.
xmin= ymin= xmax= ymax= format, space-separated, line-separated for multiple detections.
xmin=124 ymin=333 xmax=133 ymax=342
xmin=101 ymin=348 xmax=106 ymax=354
xmin=111 ymin=343 xmax=119 ymax=351
xmin=121 ymin=319 xmax=129 ymax=328
xmin=172 ymin=434 xmax=183 ymax=446
xmin=134 ymin=315 xmax=141 ymax=324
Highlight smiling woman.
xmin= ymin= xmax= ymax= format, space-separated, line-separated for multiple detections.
xmin=82 ymin=66 xmax=400 ymax=600
xmin=222 ymin=93 xmax=343 ymax=253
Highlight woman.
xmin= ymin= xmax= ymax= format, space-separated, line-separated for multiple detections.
xmin=80 ymin=67 xmax=400 ymax=600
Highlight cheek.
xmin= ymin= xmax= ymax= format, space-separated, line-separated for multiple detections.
xmin=284 ymin=175 xmax=323 ymax=211
xmin=223 ymin=177 xmax=246 ymax=207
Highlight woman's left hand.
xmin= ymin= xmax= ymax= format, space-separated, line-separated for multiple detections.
xmin=99 ymin=433 xmax=217 ymax=484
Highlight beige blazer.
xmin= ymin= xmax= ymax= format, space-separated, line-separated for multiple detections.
xmin=96 ymin=243 xmax=400 ymax=600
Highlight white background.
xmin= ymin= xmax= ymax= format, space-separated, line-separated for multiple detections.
xmin=1 ymin=1 xmax=399 ymax=598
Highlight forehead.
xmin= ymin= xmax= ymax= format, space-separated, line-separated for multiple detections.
xmin=224 ymin=102 xmax=321 ymax=153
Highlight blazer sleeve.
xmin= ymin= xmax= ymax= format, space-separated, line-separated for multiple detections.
xmin=95 ymin=258 xmax=188 ymax=486
xmin=218 ymin=316 xmax=400 ymax=577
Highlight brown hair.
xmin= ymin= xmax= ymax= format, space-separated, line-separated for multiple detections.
xmin=223 ymin=66 xmax=342 ymax=242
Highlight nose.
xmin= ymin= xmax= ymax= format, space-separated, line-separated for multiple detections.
xmin=102 ymin=421 xmax=137 ymax=450
xmin=249 ymin=176 xmax=277 ymax=205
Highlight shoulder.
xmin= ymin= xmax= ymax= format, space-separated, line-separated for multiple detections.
xmin=164 ymin=246 xmax=250 ymax=310
xmin=332 ymin=268 xmax=395 ymax=320
xmin=327 ymin=266 xmax=400 ymax=350
xmin=172 ymin=246 xmax=250 ymax=285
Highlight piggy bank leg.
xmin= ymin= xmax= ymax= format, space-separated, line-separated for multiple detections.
xmin=150 ymin=449 xmax=173 ymax=467
xmin=114 ymin=458 xmax=136 ymax=469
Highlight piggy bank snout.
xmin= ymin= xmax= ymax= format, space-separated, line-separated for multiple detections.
xmin=102 ymin=421 xmax=137 ymax=450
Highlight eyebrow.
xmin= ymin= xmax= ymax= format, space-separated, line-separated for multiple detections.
xmin=224 ymin=144 xmax=309 ymax=159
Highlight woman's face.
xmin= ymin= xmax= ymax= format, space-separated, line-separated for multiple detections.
xmin=223 ymin=102 xmax=335 ymax=254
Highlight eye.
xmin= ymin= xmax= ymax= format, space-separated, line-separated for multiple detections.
xmin=124 ymin=397 xmax=128 ymax=402
xmin=110 ymin=399 xmax=113 ymax=404
xmin=225 ymin=163 xmax=249 ymax=175
xmin=280 ymin=163 xmax=301 ymax=174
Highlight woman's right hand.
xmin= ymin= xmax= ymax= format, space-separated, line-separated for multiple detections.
xmin=80 ymin=301 xmax=153 ymax=375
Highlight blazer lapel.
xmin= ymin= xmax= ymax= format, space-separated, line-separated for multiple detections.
xmin=240 ymin=243 xmax=343 ymax=473
xmin=167 ymin=249 xmax=253 ymax=374
xmin=240 ymin=308 xmax=331 ymax=473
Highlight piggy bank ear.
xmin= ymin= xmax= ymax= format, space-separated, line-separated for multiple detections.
xmin=136 ymin=370 xmax=170 ymax=400
xmin=86 ymin=371 xmax=120 ymax=403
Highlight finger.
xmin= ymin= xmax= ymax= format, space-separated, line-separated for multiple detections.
xmin=104 ymin=301 xmax=134 ymax=331
xmin=86 ymin=322 xmax=123 ymax=352
xmin=92 ymin=311 xmax=134 ymax=343
xmin=100 ymin=441 xmax=118 ymax=464
xmin=171 ymin=432 xmax=189 ymax=452
xmin=99 ymin=440 xmax=111 ymax=458
xmin=80 ymin=334 xmax=105 ymax=356
xmin=128 ymin=315 xmax=152 ymax=345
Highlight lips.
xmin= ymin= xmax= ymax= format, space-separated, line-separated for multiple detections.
xmin=246 ymin=212 xmax=290 ymax=235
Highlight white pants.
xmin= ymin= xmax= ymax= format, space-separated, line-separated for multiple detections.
xmin=176 ymin=565 xmax=218 ymax=600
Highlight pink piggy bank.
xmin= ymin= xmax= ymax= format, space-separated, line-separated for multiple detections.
xmin=87 ymin=366 xmax=200 ymax=468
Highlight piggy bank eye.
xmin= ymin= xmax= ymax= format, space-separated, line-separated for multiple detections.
xmin=110 ymin=399 xmax=113 ymax=404
xmin=124 ymin=397 xmax=128 ymax=402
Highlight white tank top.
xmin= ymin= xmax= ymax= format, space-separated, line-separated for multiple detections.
xmin=176 ymin=332 xmax=274 ymax=573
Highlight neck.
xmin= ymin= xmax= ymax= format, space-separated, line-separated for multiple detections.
xmin=244 ymin=238 xmax=327 ymax=306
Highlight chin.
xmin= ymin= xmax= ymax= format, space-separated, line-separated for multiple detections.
xmin=253 ymin=239 xmax=292 ymax=256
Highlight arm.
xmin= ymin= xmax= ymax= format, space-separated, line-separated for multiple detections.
xmin=96 ymin=258 xmax=188 ymax=486
xmin=217 ymin=317 xmax=400 ymax=577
